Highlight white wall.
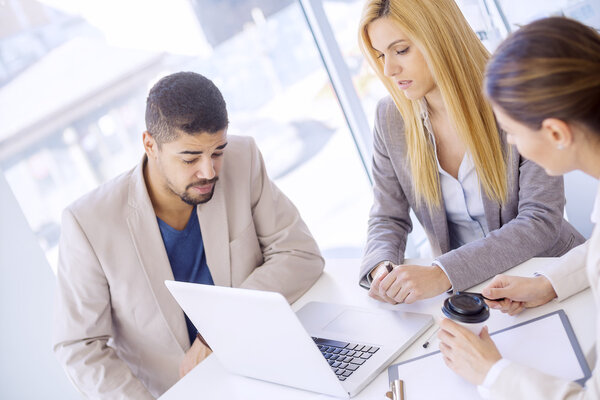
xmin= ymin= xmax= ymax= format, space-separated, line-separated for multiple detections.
xmin=0 ymin=171 xmax=79 ymax=398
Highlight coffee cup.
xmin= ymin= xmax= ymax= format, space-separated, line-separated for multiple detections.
xmin=441 ymin=292 xmax=489 ymax=335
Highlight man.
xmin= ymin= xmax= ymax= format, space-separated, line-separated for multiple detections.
xmin=53 ymin=72 xmax=324 ymax=399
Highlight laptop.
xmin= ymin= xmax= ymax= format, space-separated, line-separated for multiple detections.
xmin=165 ymin=281 xmax=433 ymax=398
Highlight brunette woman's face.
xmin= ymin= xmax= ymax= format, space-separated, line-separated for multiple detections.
xmin=367 ymin=17 xmax=437 ymax=101
xmin=493 ymin=105 xmax=575 ymax=176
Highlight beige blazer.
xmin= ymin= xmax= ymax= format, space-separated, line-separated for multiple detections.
xmin=53 ymin=135 xmax=324 ymax=399
xmin=487 ymin=183 xmax=600 ymax=399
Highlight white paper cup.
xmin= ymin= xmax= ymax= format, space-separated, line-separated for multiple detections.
xmin=442 ymin=292 xmax=490 ymax=336
xmin=454 ymin=319 xmax=487 ymax=336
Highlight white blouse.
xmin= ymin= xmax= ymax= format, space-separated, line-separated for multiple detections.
xmin=420 ymin=101 xmax=489 ymax=250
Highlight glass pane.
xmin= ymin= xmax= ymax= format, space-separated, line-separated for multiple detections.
xmin=0 ymin=0 xmax=372 ymax=271
xmin=495 ymin=0 xmax=600 ymax=31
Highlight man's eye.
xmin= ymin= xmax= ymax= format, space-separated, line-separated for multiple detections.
xmin=182 ymin=159 xmax=196 ymax=164
xmin=212 ymin=153 xmax=224 ymax=158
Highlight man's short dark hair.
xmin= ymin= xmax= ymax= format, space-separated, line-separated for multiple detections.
xmin=145 ymin=71 xmax=229 ymax=144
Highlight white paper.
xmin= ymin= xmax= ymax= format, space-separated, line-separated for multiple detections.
xmin=391 ymin=312 xmax=586 ymax=399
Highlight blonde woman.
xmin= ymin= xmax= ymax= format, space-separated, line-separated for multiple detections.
xmin=357 ymin=0 xmax=584 ymax=303
xmin=438 ymin=17 xmax=600 ymax=399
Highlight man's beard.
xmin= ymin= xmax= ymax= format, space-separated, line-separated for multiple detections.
xmin=168 ymin=177 xmax=219 ymax=206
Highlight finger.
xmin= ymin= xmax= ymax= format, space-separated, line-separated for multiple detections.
xmin=388 ymin=280 xmax=409 ymax=303
xmin=376 ymin=285 xmax=398 ymax=304
xmin=442 ymin=355 xmax=452 ymax=367
xmin=379 ymin=278 xmax=400 ymax=304
xmin=385 ymin=279 xmax=403 ymax=300
xmin=437 ymin=328 xmax=455 ymax=345
xmin=479 ymin=325 xmax=491 ymax=340
xmin=484 ymin=299 xmax=503 ymax=309
xmin=368 ymin=289 xmax=389 ymax=303
xmin=439 ymin=318 xmax=465 ymax=336
xmin=494 ymin=298 xmax=516 ymax=313
xmin=508 ymin=302 xmax=525 ymax=316
xmin=394 ymin=288 xmax=410 ymax=304
xmin=379 ymin=271 xmax=397 ymax=292
xmin=439 ymin=341 xmax=452 ymax=353
xmin=482 ymin=285 xmax=512 ymax=301
xmin=513 ymin=304 xmax=525 ymax=315
xmin=403 ymin=290 xmax=419 ymax=304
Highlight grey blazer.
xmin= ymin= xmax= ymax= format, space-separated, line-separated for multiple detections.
xmin=360 ymin=97 xmax=584 ymax=291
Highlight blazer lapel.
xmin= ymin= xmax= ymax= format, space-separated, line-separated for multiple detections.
xmin=126 ymin=158 xmax=189 ymax=352
xmin=482 ymin=191 xmax=501 ymax=232
xmin=197 ymin=180 xmax=231 ymax=287
xmin=428 ymin=202 xmax=451 ymax=255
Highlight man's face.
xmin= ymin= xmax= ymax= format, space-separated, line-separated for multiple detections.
xmin=147 ymin=129 xmax=228 ymax=206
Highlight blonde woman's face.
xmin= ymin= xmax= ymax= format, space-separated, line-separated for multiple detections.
xmin=367 ymin=17 xmax=436 ymax=101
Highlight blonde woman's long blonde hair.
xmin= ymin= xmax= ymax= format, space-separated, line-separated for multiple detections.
xmin=358 ymin=0 xmax=507 ymax=208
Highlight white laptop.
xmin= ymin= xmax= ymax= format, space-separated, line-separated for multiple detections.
xmin=165 ymin=281 xmax=432 ymax=398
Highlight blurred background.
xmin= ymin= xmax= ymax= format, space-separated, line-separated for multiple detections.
xmin=1 ymin=0 xmax=598 ymax=270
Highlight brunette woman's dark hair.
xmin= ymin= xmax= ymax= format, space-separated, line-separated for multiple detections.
xmin=485 ymin=17 xmax=600 ymax=134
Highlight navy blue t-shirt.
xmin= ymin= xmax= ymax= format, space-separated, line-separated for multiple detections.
xmin=157 ymin=207 xmax=214 ymax=346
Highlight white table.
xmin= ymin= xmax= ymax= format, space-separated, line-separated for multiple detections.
xmin=160 ymin=258 xmax=596 ymax=399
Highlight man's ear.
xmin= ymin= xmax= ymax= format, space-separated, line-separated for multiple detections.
xmin=540 ymin=118 xmax=573 ymax=150
xmin=142 ymin=131 xmax=158 ymax=158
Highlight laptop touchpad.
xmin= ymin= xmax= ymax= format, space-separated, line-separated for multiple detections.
xmin=323 ymin=310 xmax=399 ymax=341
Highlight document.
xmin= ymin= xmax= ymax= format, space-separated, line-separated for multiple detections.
xmin=388 ymin=310 xmax=591 ymax=399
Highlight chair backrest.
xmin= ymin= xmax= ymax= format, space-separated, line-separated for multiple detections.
xmin=564 ymin=170 xmax=596 ymax=239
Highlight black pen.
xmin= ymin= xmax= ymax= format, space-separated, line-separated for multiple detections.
xmin=422 ymin=326 xmax=440 ymax=348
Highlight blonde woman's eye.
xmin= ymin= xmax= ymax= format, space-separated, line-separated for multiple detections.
xmin=396 ymin=46 xmax=410 ymax=55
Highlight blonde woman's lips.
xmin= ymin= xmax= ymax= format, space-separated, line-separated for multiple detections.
xmin=397 ymin=80 xmax=413 ymax=90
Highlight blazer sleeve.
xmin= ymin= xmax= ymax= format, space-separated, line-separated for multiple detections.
xmin=540 ymin=241 xmax=590 ymax=301
xmin=488 ymin=361 xmax=600 ymax=400
xmin=238 ymin=138 xmax=324 ymax=303
xmin=53 ymin=209 xmax=154 ymax=399
xmin=359 ymin=99 xmax=413 ymax=288
xmin=437 ymin=156 xmax=577 ymax=291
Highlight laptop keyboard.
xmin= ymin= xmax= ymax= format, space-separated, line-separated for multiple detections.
xmin=312 ymin=337 xmax=379 ymax=381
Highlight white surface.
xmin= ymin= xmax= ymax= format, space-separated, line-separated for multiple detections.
xmin=392 ymin=312 xmax=587 ymax=399
xmin=160 ymin=258 xmax=596 ymax=399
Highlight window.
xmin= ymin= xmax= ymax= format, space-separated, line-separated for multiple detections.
xmin=0 ymin=0 xmax=372 ymax=271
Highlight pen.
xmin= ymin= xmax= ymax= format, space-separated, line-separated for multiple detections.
xmin=422 ymin=326 xmax=440 ymax=348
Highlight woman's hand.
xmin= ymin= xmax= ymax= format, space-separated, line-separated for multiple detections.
xmin=438 ymin=318 xmax=502 ymax=385
xmin=482 ymin=274 xmax=557 ymax=315
xmin=369 ymin=264 xmax=451 ymax=304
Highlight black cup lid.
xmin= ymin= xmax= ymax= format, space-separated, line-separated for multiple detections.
xmin=442 ymin=292 xmax=489 ymax=323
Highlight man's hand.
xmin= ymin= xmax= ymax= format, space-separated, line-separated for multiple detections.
xmin=438 ymin=319 xmax=502 ymax=385
xmin=482 ymin=275 xmax=557 ymax=316
xmin=369 ymin=264 xmax=451 ymax=304
xmin=179 ymin=337 xmax=212 ymax=378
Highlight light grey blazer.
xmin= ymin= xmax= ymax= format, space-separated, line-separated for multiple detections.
xmin=360 ymin=97 xmax=584 ymax=291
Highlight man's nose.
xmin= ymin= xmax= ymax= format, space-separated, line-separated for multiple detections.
xmin=195 ymin=158 xmax=215 ymax=180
